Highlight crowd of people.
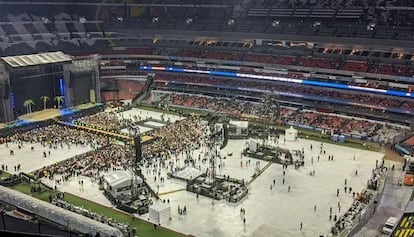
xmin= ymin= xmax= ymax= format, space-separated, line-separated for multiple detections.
xmin=142 ymin=118 xmax=205 ymax=159
xmin=170 ymin=93 xmax=283 ymax=122
xmin=75 ymin=111 xmax=149 ymax=134
xmin=76 ymin=112 xmax=124 ymax=130
xmin=0 ymin=101 xmax=398 ymax=237
xmin=163 ymin=92 xmax=407 ymax=143
xmin=29 ymin=117 xmax=205 ymax=185
xmin=34 ymin=144 xmax=132 ymax=180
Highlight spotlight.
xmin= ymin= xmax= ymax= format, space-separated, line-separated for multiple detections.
xmin=367 ymin=23 xmax=376 ymax=31
xmin=313 ymin=21 xmax=321 ymax=27
xmin=272 ymin=20 xmax=280 ymax=27
xmin=41 ymin=17 xmax=49 ymax=24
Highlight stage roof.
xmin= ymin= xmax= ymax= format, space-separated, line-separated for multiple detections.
xmin=1 ymin=51 xmax=72 ymax=68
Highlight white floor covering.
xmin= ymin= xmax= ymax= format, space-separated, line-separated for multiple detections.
xmin=0 ymin=108 xmax=386 ymax=237
xmin=139 ymin=137 xmax=384 ymax=237
xmin=0 ymin=142 xmax=92 ymax=175
xmin=33 ymin=135 xmax=383 ymax=237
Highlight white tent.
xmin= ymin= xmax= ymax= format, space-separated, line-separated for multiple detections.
xmin=229 ymin=120 xmax=249 ymax=137
xmin=103 ymin=171 xmax=142 ymax=198
xmin=148 ymin=201 xmax=171 ymax=225
xmin=285 ymin=126 xmax=298 ymax=142
xmin=249 ymin=139 xmax=258 ymax=152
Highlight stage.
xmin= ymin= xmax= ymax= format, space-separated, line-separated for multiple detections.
xmin=17 ymin=103 xmax=101 ymax=123
xmin=4 ymin=103 xmax=102 ymax=127
xmin=18 ymin=109 xmax=62 ymax=122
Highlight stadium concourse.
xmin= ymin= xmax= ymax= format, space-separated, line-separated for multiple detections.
xmin=0 ymin=107 xmax=393 ymax=237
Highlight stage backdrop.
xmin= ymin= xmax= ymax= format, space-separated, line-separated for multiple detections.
xmin=10 ymin=73 xmax=62 ymax=115
xmin=70 ymin=71 xmax=95 ymax=105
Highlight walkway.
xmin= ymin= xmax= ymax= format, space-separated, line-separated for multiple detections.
xmin=354 ymin=161 xmax=413 ymax=237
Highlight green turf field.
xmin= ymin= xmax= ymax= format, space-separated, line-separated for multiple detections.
xmin=0 ymin=171 xmax=10 ymax=179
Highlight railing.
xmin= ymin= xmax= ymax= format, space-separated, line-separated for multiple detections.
xmin=329 ymin=169 xmax=388 ymax=237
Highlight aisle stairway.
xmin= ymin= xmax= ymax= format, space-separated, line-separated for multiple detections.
xmin=57 ymin=120 xmax=132 ymax=141
xmin=132 ymin=75 xmax=154 ymax=106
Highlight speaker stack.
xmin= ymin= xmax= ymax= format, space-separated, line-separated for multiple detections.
xmin=3 ymin=82 xmax=9 ymax=99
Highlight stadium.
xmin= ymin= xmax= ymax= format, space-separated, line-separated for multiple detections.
xmin=0 ymin=0 xmax=413 ymax=237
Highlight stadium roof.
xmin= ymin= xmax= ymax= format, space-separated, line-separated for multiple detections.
xmin=1 ymin=51 xmax=72 ymax=68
